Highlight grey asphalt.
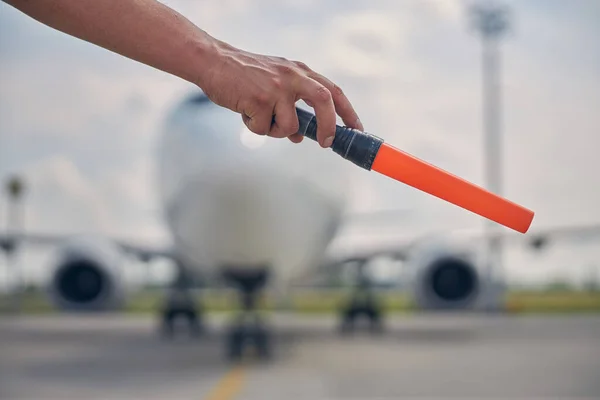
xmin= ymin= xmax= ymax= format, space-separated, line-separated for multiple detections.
xmin=1 ymin=313 xmax=599 ymax=399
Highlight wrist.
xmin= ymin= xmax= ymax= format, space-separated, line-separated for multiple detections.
xmin=186 ymin=32 xmax=228 ymax=90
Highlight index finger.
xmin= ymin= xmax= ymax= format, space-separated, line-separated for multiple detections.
xmin=311 ymin=74 xmax=364 ymax=131
xmin=294 ymin=77 xmax=336 ymax=148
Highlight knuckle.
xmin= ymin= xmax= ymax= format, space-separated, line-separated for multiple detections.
xmin=277 ymin=64 xmax=296 ymax=76
xmin=333 ymin=84 xmax=344 ymax=96
xmin=293 ymin=61 xmax=310 ymax=71
xmin=253 ymin=92 xmax=270 ymax=105
xmin=271 ymin=77 xmax=284 ymax=90
xmin=314 ymin=85 xmax=332 ymax=102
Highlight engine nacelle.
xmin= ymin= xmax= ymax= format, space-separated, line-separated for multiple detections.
xmin=47 ymin=236 xmax=125 ymax=311
xmin=406 ymin=237 xmax=493 ymax=310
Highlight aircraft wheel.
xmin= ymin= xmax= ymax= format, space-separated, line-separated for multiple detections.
xmin=226 ymin=326 xmax=245 ymax=360
xmin=338 ymin=308 xmax=356 ymax=335
xmin=368 ymin=308 xmax=384 ymax=334
xmin=253 ymin=325 xmax=271 ymax=360
xmin=225 ymin=323 xmax=272 ymax=361
xmin=158 ymin=307 xmax=203 ymax=339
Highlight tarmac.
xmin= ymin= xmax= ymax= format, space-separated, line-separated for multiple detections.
xmin=1 ymin=313 xmax=599 ymax=399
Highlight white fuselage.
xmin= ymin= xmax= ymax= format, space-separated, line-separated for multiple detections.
xmin=156 ymin=93 xmax=350 ymax=285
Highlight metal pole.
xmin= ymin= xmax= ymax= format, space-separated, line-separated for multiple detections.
xmin=469 ymin=2 xmax=509 ymax=310
xmin=483 ymin=28 xmax=502 ymax=299
xmin=4 ymin=175 xmax=26 ymax=313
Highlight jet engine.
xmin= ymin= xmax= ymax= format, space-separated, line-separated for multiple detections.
xmin=405 ymin=238 xmax=498 ymax=310
xmin=46 ymin=236 xmax=125 ymax=311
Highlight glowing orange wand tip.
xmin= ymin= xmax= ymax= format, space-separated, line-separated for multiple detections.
xmin=294 ymin=107 xmax=534 ymax=233
xmin=372 ymin=143 xmax=534 ymax=233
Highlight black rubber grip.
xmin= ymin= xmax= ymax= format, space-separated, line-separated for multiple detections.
xmin=295 ymin=107 xmax=384 ymax=170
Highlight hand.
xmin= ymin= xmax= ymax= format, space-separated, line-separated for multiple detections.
xmin=197 ymin=41 xmax=364 ymax=147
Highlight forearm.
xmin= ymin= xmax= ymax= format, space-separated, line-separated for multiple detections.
xmin=6 ymin=0 xmax=363 ymax=146
xmin=5 ymin=0 xmax=219 ymax=85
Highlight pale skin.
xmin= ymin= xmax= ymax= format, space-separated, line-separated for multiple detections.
xmin=5 ymin=0 xmax=364 ymax=147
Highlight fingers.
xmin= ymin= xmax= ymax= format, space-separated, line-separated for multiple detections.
xmin=270 ymin=100 xmax=300 ymax=139
xmin=242 ymin=107 xmax=274 ymax=136
xmin=244 ymin=100 xmax=304 ymax=144
xmin=311 ymin=74 xmax=363 ymax=131
xmin=236 ymin=56 xmax=360 ymax=148
xmin=294 ymin=77 xmax=336 ymax=148
xmin=287 ymin=133 xmax=304 ymax=143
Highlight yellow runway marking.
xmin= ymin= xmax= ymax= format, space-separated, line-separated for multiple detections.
xmin=203 ymin=364 xmax=246 ymax=400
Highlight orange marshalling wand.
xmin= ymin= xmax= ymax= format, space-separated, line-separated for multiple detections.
xmin=295 ymin=107 xmax=534 ymax=233
xmin=371 ymin=143 xmax=534 ymax=233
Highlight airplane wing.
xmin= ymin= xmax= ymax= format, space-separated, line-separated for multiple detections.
xmin=323 ymin=216 xmax=600 ymax=266
xmin=0 ymin=231 xmax=174 ymax=261
xmin=3 ymin=214 xmax=599 ymax=268
xmin=446 ymin=222 xmax=600 ymax=249
xmin=283 ymin=219 xmax=600 ymax=286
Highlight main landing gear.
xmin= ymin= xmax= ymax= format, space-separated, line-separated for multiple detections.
xmin=159 ymin=269 xmax=203 ymax=338
xmin=339 ymin=261 xmax=384 ymax=334
xmin=339 ymin=290 xmax=383 ymax=334
xmin=222 ymin=268 xmax=271 ymax=361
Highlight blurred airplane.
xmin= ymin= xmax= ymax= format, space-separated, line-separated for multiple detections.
xmin=2 ymin=92 xmax=600 ymax=359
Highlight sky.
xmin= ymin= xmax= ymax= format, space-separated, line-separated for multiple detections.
xmin=1 ymin=0 xmax=599 ymax=289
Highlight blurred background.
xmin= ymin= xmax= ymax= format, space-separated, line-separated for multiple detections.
xmin=1 ymin=0 xmax=599 ymax=305
xmin=1 ymin=0 xmax=600 ymax=398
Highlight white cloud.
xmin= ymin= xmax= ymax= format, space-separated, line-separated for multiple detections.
xmin=428 ymin=0 xmax=466 ymax=23
xmin=323 ymin=10 xmax=410 ymax=78
xmin=19 ymin=156 xmax=113 ymax=234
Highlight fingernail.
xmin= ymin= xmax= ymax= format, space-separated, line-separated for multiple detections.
xmin=323 ymin=136 xmax=334 ymax=148
xmin=355 ymin=118 xmax=364 ymax=131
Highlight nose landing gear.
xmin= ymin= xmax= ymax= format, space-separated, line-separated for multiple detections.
xmin=222 ymin=267 xmax=271 ymax=361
